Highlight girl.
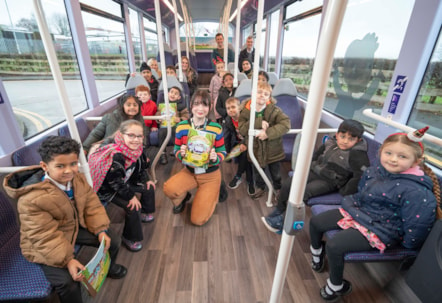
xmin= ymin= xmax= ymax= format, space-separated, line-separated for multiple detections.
xmin=163 ymin=90 xmax=226 ymax=226
xmin=89 ymin=120 xmax=156 ymax=252
xmin=241 ymin=58 xmax=253 ymax=79
xmin=309 ymin=127 xmax=440 ymax=302
xmin=83 ymin=94 xmax=146 ymax=155
xmin=181 ymin=56 xmax=198 ymax=97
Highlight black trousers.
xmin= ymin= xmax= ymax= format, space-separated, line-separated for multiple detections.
xmin=309 ymin=209 xmax=375 ymax=285
xmin=158 ymin=127 xmax=176 ymax=148
xmin=254 ymin=161 xmax=282 ymax=190
xmin=110 ymin=185 xmax=155 ymax=242
xmin=235 ymin=152 xmax=254 ymax=185
xmin=40 ymin=228 xmax=121 ymax=303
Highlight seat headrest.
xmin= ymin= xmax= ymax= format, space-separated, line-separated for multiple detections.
xmin=234 ymin=79 xmax=252 ymax=98
xmin=125 ymin=74 xmax=150 ymax=90
xmin=237 ymin=72 xmax=247 ymax=82
xmin=268 ymin=72 xmax=279 ymax=86
xmin=228 ymin=62 xmax=235 ymax=73
xmin=272 ymin=78 xmax=298 ymax=97
xmin=151 ymin=69 xmax=160 ymax=80
xmin=158 ymin=75 xmax=183 ymax=91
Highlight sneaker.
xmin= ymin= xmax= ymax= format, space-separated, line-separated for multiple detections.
xmin=107 ymin=264 xmax=127 ymax=279
xmin=261 ymin=214 xmax=284 ymax=233
xmin=122 ymin=237 xmax=142 ymax=252
xmin=160 ymin=153 xmax=168 ymax=165
xmin=247 ymin=183 xmax=255 ymax=196
xmin=267 ymin=208 xmax=284 ymax=218
xmin=320 ymin=279 xmax=352 ymax=302
xmin=141 ymin=213 xmax=154 ymax=223
xmin=228 ymin=175 xmax=242 ymax=189
xmin=251 ymin=187 xmax=266 ymax=200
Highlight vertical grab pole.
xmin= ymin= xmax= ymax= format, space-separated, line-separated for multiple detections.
xmin=269 ymin=1 xmax=348 ymax=302
xmin=233 ymin=0 xmax=241 ymax=87
xmin=151 ymin=0 xmax=171 ymax=182
xmin=172 ymin=0 xmax=183 ymax=82
xmin=32 ymin=0 xmax=92 ymax=186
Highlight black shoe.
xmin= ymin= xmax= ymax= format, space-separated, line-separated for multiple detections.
xmin=219 ymin=181 xmax=228 ymax=202
xmin=160 ymin=153 xmax=168 ymax=165
xmin=311 ymin=241 xmax=326 ymax=273
xmin=320 ymin=279 xmax=352 ymax=302
xmin=247 ymin=183 xmax=255 ymax=196
xmin=107 ymin=264 xmax=127 ymax=279
xmin=173 ymin=192 xmax=191 ymax=214
xmin=228 ymin=175 xmax=242 ymax=189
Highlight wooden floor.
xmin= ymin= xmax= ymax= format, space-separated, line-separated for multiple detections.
xmin=79 ymin=149 xmax=421 ymax=303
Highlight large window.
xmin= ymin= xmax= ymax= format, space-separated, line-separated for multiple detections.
xmin=128 ymin=7 xmax=142 ymax=66
xmin=144 ymin=17 xmax=158 ymax=60
xmin=181 ymin=22 xmax=233 ymax=50
xmin=268 ymin=9 xmax=280 ymax=72
xmin=408 ymin=30 xmax=442 ymax=167
xmin=0 ymin=0 xmax=88 ymax=139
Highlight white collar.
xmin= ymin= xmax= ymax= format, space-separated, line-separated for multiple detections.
xmin=44 ymin=173 xmax=72 ymax=191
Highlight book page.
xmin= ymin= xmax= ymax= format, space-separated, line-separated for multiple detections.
xmin=182 ymin=129 xmax=215 ymax=169
xmin=159 ymin=103 xmax=177 ymax=128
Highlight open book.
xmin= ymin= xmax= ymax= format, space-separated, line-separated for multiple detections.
xmin=158 ymin=103 xmax=177 ymax=128
xmin=182 ymin=128 xmax=215 ymax=169
xmin=224 ymin=144 xmax=242 ymax=161
xmin=80 ymin=238 xmax=110 ymax=297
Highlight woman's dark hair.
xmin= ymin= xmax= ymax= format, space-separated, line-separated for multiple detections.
xmin=190 ymin=89 xmax=211 ymax=109
xmin=258 ymin=70 xmax=269 ymax=82
xmin=38 ymin=136 xmax=80 ymax=163
xmin=118 ymin=94 xmax=142 ymax=120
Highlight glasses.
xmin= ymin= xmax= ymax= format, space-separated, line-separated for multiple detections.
xmin=124 ymin=133 xmax=144 ymax=140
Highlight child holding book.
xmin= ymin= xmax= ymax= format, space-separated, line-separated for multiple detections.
xmin=157 ymin=86 xmax=190 ymax=164
xmin=163 ymin=90 xmax=227 ymax=225
xmin=4 ymin=136 xmax=127 ymax=303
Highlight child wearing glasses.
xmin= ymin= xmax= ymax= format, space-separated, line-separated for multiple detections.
xmin=89 ymin=120 xmax=156 ymax=252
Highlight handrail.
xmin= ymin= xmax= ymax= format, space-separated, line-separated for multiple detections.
xmin=233 ymin=0 xmax=241 ymax=88
xmin=32 ymin=0 xmax=92 ymax=187
xmin=362 ymin=108 xmax=442 ymax=146
xmin=270 ymin=1 xmax=348 ymax=302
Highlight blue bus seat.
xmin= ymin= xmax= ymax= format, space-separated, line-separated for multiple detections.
xmin=58 ymin=118 xmax=91 ymax=143
xmin=157 ymin=43 xmax=174 ymax=66
xmin=11 ymin=137 xmax=45 ymax=166
xmin=272 ymin=78 xmax=303 ymax=161
xmin=0 ymin=191 xmax=53 ymax=301
xmin=195 ymin=52 xmax=214 ymax=73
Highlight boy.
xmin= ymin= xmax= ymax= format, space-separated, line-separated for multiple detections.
xmin=216 ymin=72 xmax=236 ymax=123
xmin=157 ymin=86 xmax=190 ymax=164
xmin=166 ymin=65 xmax=177 ymax=77
xmin=262 ymin=119 xmax=370 ymax=233
xmin=136 ymin=84 xmax=158 ymax=147
xmin=140 ymin=62 xmax=159 ymax=102
xmin=3 ymin=136 xmax=126 ymax=303
xmin=210 ymin=61 xmax=226 ymax=120
xmin=224 ymin=97 xmax=254 ymax=195
xmin=238 ymin=82 xmax=290 ymax=200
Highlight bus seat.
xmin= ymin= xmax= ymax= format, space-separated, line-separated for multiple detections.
xmin=268 ymin=72 xmax=279 ymax=87
xmin=237 ymin=72 xmax=247 ymax=83
xmin=234 ymin=78 xmax=252 ymax=102
xmin=58 ymin=118 xmax=91 ymax=143
xmin=125 ymin=74 xmax=149 ymax=96
xmin=157 ymin=43 xmax=174 ymax=66
xmin=152 ymin=69 xmax=160 ymax=80
xmin=11 ymin=137 xmax=45 ymax=166
xmin=272 ymin=78 xmax=303 ymax=161
xmin=228 ymin=62 xmax=235 ymax=73
xmin=195 ymin=52 xmax=214 ymax=73
xmin=0 ymin=191 xmax=53 ymax=301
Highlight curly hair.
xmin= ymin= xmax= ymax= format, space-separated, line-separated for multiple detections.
xmin=38 ymin=136 xmax=80 ymax=163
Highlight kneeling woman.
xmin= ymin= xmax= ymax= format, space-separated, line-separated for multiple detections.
xmin=163 ymin=90 xmax=226 ymax=225
xmin=89 ymin=120 xmax=156 ymax=252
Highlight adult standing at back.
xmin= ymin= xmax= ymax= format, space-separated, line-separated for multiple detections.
xmin=238 ymin=36 xmax=255 ymax=72
xmin=211 ymin=33 xmax=235 ymax=68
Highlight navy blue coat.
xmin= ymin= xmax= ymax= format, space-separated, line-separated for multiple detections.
xmin=341 ymin=164 xmax=436 ymax=249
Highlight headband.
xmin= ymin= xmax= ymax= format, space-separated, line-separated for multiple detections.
xmin=389 ymin=126 xmax=429 ymax=153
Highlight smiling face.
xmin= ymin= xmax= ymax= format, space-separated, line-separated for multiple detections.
xmin=182 ymin=58 xmax=189 ymax=71
xmin=246 ymin=37 xmax=254 ymax=50
xmin=242 ymin=60 xmax=251 ymax=72
xmin=168 ymin=87 xmax=181 ymax=102
xmin=192 ymin=98 xmax=210 ymax=120
xmin=122 ymin=124 xmax=144 ymax=151
xmin=137 ymin=90 xmax=151 ymax=103
xmin=141 ymin=69 xmax=152 ymax=81
xmin=223 ymin=75 xmax=234 ymax=89
xmin=40 ymin=153 xmax=79 ymax=186
xmin=216 ymin=62 xmax=225 ymax=75
xmin=149 ymin=59 xmax=158 ymax=71
xmin=216 ymin=34 xmax=224 ymax=48
xmin=258 ymin=74 xmax=268 ymax=85
xmin=256 ymin=87 xmax=271 ymax=108
xmin=226 ymin=100 xmax=240 ymax=119
xmin=380 ymin=141 xmax=420 ymax=174
xmin=123 ymin=96 xmax=140 ymax=118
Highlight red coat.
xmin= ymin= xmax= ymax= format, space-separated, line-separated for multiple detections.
xmin=141 ymin=100 xmax=158 ymax=128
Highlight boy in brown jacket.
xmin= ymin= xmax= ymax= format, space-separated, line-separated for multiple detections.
xmin=4 ymin=136 xmax=126 ymax=303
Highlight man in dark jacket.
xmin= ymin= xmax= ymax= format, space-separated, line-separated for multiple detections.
xmin=238 ymin=36 xmax=255 ymax=71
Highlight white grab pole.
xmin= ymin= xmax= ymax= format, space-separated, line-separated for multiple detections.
xmin=172 ymin=0 xmax=183 ymax=82
xmin=269 ymin=1 xmax=348 ymax=302
xmin=233 ymin=0 xmax=241 ymax=87
xmin=32 ymin=0 xmax=92 ymax=186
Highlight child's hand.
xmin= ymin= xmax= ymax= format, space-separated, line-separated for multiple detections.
xmin=152 ymin=127 xmax=158 ymax=132
xmin=68 ymin=259 xmax=85 ymax=282
xmin=127 ymin=196 xmax=141 ymax=211
xmin=256 ymin=129 xmax=268 ymax=140
xmin=146 ymin=180 xmax=156 ymax=190
xmin=174 ymin=116 xmax=181 ymax=123
xmin=240 ymin=144 xmax=247 ymax=152
xmin=180 ymin=145 xmax=187 ymax=157
xmin=262 ymin=121 xmax=269 ymax=130
xmin=209 ymin=148 xmax=217 ymax=162
xmin=98 ymin=232 xmax=111 ymax=253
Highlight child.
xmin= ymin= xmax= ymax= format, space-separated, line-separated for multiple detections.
xmin=224 ymin=97 xmax=254 ymax=195
xmin=258 ymin=70 xmax=269 ymax=85
xmin=147 ymin=58 xmax=162 ymax=80
xmin=89 ymin=120 xmax=156 ymax=252
xmin=166 ymin=65 xmax=177 ymax=77
xmin=163 ymin=90 xmax=227 ymax=225
xmin=262 ymin=119 xmax=370 ymax=233
xmin=309 ymin=127 xmax=440 ymax=302
xmin=241 ymin=58 xmax=253 ymax=79
xmin=135 ymin=84 xmax=158 ymax=147
xmin=83 ymin=94 xmax=146 ymax=155
xmin=210 ymin=61 xmax=226 ymax=120
xmin=238 ymin=82 xmax=290 ymax=200
xmin=156 ymin=86 xmax=190 ymax=165
xmin=215 ymin=72 xmax=236 ymax=123
xmin=3 ymin=136 xmax=127 ymax=303
xmin=140 ymin=62 xmax=159 ymax=102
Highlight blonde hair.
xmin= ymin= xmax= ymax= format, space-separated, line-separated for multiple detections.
xmin=381 ymin=134 xmax=441 ymax=217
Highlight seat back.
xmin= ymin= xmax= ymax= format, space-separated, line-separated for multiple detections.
xmin=272 ymin=78 xmax=303 ymax=161
xmin=157 ymin=43 xmax=174 ymax=66
xmin=12 ymin=137 xmax=45 ymax=166
xmin=195 ymin=52 xmax=214 ymax=73
xmin=268 ymin=72 xmax=279 ymax=87
xmin=125 ymin=74 xmax=149 ymax=96
xmin=58 ymin=118 xmax=91 ymax=143
xmin=157 ymin=76 xmax=185 ymax=105
xmin=234 ymin=78 xmax=252 ymax=102
xmin=237 ymin=72 xmax=247 ymax=83
xmin=228 ymin=62 xmax=235 ymax=73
